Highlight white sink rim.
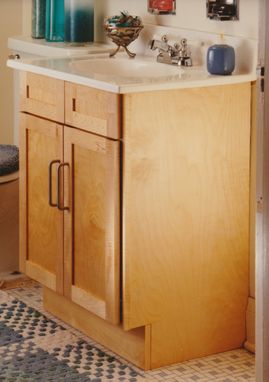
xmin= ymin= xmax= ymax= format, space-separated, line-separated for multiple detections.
xmin=69 ymin=55 xmax=183 ymax=80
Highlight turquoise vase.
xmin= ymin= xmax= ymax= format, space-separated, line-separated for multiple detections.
xmin=65 ymin=0 xmax=94 ymax=44
xmin=32 ymin=0 xmax=46 ymax=39
xmin=45 ymin=0 xmax=65 ymax=42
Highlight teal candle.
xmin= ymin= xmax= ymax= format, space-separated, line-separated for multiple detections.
xmin=45 ymin=0 xmax=65 ymax=42
xmin=32 ymin=0 xmax=46 ymax=39
xmin=65 ymin=0 xmax=94 ymax=43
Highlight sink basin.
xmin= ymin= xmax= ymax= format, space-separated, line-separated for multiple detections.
xmin=69 ymin=56 xmax=183 ymax=80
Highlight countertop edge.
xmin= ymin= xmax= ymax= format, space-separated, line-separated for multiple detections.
xmin=7 ymin=59 xmax=257 ymax=94
xmin=7 ymin=59 xmax=121 ymax=94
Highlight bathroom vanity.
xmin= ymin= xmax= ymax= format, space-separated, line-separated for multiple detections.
xmin=8 ymin=27 xmax=257 ymax=370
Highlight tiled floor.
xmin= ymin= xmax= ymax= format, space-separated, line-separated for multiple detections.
xmin=5 ymin=284 xmax=256 ymax=382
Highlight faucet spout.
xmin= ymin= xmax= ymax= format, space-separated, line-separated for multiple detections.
xmin=149 ymin=36 xmax=170 ymax=53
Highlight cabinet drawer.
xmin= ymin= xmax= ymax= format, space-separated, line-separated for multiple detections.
xmin=65 ymin=82 xmax=121 ymax=139
xmin=20 ymin=72 xmax=64 ymax=123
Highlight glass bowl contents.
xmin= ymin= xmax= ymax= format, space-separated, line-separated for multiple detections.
xmin=104 ymin=12 xmax=143 ymax=58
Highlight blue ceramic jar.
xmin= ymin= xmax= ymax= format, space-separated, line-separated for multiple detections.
xmin=207 ymin=44 xmax=235 ymax=75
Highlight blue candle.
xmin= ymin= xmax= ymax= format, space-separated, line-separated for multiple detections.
xmin=65 ymin=0 xmax=94 ymax=44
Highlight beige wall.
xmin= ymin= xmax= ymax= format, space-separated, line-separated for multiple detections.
xmin=22 ymin=0 xmax=31 ymax=36
xmin=22 ymin=0 xmax=260 ymax=44
xmin=0 ymin=0 xmax=23 ymax=144
xmin=95 ymin=0 xmax=259 ymax=41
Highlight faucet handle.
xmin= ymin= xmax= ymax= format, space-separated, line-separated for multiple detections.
xmin=179 ymin=38 xmax=191 ymax=58
xmin=175 ymin=38 xmax=192 ymax=67
xmin=173 ymin=38 xmax=189 ymax=54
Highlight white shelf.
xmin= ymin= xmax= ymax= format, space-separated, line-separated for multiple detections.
xmin=8 ymin=36 xmax=113 ymax=57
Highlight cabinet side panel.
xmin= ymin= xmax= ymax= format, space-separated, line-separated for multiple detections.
xmin=122 ymin=84 xmax=251 ymax=365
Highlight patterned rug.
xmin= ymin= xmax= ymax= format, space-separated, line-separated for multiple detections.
xmin=0 ymin=291 xmax=142 ymax=382
xmin=0 ymin=285 xmax=256 ymax=382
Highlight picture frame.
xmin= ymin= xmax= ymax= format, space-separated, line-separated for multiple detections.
xmin=148 ymin=0 xmax=176 ymax=15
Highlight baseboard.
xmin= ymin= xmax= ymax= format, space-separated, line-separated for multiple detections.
xmin=43 ymin=287 xmax=151 ymax=370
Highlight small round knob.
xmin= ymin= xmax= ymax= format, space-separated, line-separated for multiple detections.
xmin=8 ymin=54 xmax=20 ymax=60
xmin=161 ymin=35 xmax=168 ymax=43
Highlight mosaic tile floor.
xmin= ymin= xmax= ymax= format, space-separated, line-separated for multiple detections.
xmin=2 ymin=284 xmax=255 ymax=382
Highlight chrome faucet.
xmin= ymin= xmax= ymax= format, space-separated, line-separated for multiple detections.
xmin=150 ymin=35 xmax=192 ymax=67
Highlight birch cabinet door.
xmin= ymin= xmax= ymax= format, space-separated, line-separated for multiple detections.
xmin=20 ymin=113 xmax=64 ymax=293
xmin=63 ymin=126 xmax=120 ymax=324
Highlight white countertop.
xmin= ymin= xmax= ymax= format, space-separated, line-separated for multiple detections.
xmin=7 ymin=52 xmax=256 ymax=94
xmin=7 ymin=27 xmax=258 ymax=94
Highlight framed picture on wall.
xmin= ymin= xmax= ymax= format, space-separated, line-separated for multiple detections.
xmin=148 ymin=0 xmax=176 ymax=15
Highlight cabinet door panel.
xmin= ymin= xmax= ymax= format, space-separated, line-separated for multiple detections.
xmin=20 ymin=113 xmax=63 ymax=293
xmin=64 ymin=127 xmax=120 ymax=324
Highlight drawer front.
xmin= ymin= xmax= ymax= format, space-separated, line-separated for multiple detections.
xmin=20 ymin=72 xmax=64 ymax=123
xmin=65 ymin=82 xmax=121 ymax=139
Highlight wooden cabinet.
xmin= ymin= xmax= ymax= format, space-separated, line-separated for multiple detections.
xmin=19 ymin=89 xmax=120 ymax=324
xmin=19 ymin=72 xmax=252 ymax=370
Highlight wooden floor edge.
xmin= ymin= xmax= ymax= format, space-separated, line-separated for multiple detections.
xmin=43 ymin=287 xmax=148 ymax=370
